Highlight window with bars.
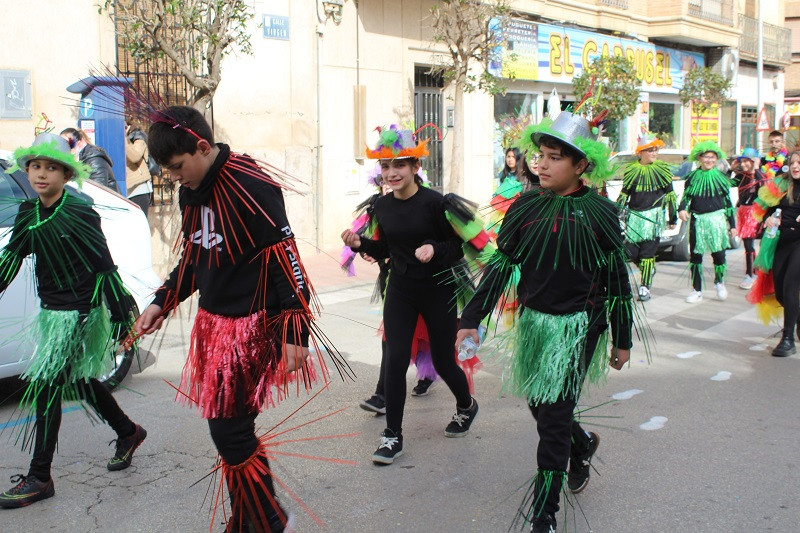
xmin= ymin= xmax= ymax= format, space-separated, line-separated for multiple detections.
xmin=414 ymin=67 xmax=444 ymax=191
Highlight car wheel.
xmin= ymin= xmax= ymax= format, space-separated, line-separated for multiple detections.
xmin=670 ymin=223 xmax=691 ymax=261
xmin=99 ymin=300 xmax=140 ymax=390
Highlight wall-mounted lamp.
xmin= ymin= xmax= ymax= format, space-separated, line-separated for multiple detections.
xmin=322 ymin=0 xmax=344 ymax=24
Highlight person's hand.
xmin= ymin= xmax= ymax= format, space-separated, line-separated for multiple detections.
xmin=283 ymin=343 xmax=310 ymax=373
xmin=415 ymin=244 xmax=434 ymax=263
xmin=455 ymin=328 xmax=479 ymax=349
xmin=341 ymin=229 xmax=361 ymax=249
xmin=730 ymin=228 xmax=738 ymax=238
xmin=610 ymin=346 xmax=630 ymax=370
xmin=135 ymin=304 xmax=165 ymax=336
xmin=766 ymin=216 xmax=779 ymax=228
xmin=678 ymin=210 xmax=689 ymax=222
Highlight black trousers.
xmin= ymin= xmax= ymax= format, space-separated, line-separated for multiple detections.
xmin=29 ymin=379 xmax=134 ymax=481
xmin=626 ymin=239 xmax=659 ymax=287
xmin=773 ymin=235 xmax=800 ymax=338
xmin=382 ymin=275 xmax=471 ymax=433
xmin=689 ymin=223 xmax=727 ymax=291
xmin=526 ymin=324 xmax=603 ymax=515
xmin=743 ymin=238 xmax=756 ymax=276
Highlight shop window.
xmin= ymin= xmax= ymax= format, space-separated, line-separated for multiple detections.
xmin=649 ymin=103 xmax=679 ymax=148
xmin=741 ymin=106 xmax=757 ymax=152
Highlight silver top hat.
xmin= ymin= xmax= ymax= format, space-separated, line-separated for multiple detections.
xmin=16 ymin=133 xmax=75 ymax=169
xmin=531 ymin=112 xmax=597 ymax=171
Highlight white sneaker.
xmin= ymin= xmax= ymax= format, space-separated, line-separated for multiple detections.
xmin=686 ymin=290 xmax=703 ymax=303
xmin=637 ymin=285 xmax=651 ymax=301
xmin=715 ymin=282 xmax=728 ymax=301
xmin=739 ymin=275 xmax=755 ymax=290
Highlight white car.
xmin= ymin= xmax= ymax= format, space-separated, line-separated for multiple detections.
xmin=606 ymin=149 xmax=739 ymax=261
xmin=0 ymin=155 xmax=161 ymax=386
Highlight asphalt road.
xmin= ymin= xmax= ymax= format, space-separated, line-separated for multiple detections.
xmin=1 ymin=253 xmax=798 ymax=532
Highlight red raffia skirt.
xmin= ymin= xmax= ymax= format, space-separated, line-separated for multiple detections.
xmin=737 ymin=205 xmax=759 ymax=239
xmin=180 ymin=308 xmax=318 ymax=419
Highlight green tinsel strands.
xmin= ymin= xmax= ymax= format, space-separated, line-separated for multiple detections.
xmin=512 ymin=469 xmax=567 ymax=529
xmin=664 ymin=190 xmax=678 ymax=212
xmin=639 ymin=257 xmax=656 ymax=287
xmin=754 ymin=230 xmax=780 ymax=271
xmin=714 ymin=263 xmax=727 ymax=283
xmin=492 ymin=308 xmax=609 ymax=404
xmin=0 ymin=249 xmax=23 ymax=286
xmin=691 ymin=210 xmax=730 ymax=254
xmin=622 ymin=159 xmax=673 ymax=192
xmin=625 ymin=206 xmax=665 ymax=243
xmin=21 ymin=306 xmax=112 ymax=385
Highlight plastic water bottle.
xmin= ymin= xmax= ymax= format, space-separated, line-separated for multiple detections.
xmin=458 ymin=325 xmax=486 ymax=361
xmin=765 ymin=209 xmax=781 ymax=239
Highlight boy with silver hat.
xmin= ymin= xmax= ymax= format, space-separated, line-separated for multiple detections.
xmin=616 ymin=133 xmax=677 ymax=301
xmin=457 ymin=111 xmax=635 ymax=533
xmin=0 ymin=133 xmax=145 ymax=509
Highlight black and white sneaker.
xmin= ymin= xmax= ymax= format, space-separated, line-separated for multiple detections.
xmin=529 ymin=512 xmax=557 ymax=533
xmin=411 ymin=378 xmax=435 ymax=397
xmin=567 ymin=431 xmax=600 ymax=493
xmin=371 ymin=429 xmax=403 ymax=465
xmin=444 ymin=398 xmax=479 ymax=437
xmin=359 ymin=394 xmax=386 ymax=415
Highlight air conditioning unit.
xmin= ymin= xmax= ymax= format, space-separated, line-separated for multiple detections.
xmin=710 ymin=47 xmax=739 ymax=85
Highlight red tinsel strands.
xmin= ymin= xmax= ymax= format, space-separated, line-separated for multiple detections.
xmin=736 ymin=205 xmax=760 ymax=239
xmin=255 ymin=239 xmax=321 ymax=315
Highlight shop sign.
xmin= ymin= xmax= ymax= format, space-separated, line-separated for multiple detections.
xmin=490 ymin=20 xmax=705 ymax=95
xmin=690 ymin=105 xmax=719 ymax=146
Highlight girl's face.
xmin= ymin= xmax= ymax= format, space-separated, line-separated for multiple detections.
xmin=699 ymin=152 xmax=718 ymax=171
xmin=528 ymin=153 xmax=539 ymax=174
xmin=639 ymin=147 xmax=658 ymax=165
xmin=790 ymin=153 xmax=800 ymax=180
xmin=380 ymin=158 xmax=420 ymax=194
xmin=505 ymin=151 xmax=517 ymax=170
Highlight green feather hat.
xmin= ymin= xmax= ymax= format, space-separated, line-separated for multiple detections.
xmin=6 ymin=133 xmax=90 ymax=185
xmin=689 ymin=140 xmax=726 ymax=162
xmin=516 ymin=112 xmax=614 ymax=187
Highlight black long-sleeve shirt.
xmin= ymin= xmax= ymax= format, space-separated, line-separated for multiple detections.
xmin=461 ymin=186 xmax=633 ymax=349
xmin=151 ymin=144 xmax=310 ymax=343
xmin=678 ymin=169 xmax=735 ymax=227
xmin=355 ymin=186 xmax=464 ymax=279
xmin=732 ymin=170 xmax=768 ymax=206
xmin=0 ymin=193 xmax=128 ymax=317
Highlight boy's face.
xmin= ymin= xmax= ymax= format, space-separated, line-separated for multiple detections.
xmin=769 ymin=135 xmax=784 ymax=152
xmin=537 ymin=144 xmax=586 ymax=195
xmin=26 ymin=159 xmax=70 ymax=199
xmin=639 ymin=147 xmax=659 ymax=165
xmin=163 ymin=140 xmax=214 ymax=190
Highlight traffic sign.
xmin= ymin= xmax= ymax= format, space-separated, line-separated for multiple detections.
xmin=756 ymin=107 xmax=770 ymax=131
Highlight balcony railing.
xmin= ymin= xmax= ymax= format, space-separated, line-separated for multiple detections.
xmin=688 ymin=0 xmax=733 ymax=26
xmin=739 ymin=14 xmax=792 ymax=65
xmin=598 ymin=0 xmax=628 ymax=8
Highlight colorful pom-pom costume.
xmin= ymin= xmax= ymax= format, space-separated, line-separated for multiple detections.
xmin=0 ymin=133 xmax=143 ymax=506
xmin=460 ymin=112 xmax=635 ymax=529
xmin=617 ymin=134 xmax=677 ymax=298
xmin=678 ymin=141 xmax=735 ymax=297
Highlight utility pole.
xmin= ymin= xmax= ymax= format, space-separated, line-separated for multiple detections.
xmin=757 ymin=0 xmax=764 ymax=149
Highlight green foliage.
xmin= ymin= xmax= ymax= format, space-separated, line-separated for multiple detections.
xmin=572 ymin=55 xmax=640 ymax=122
xmin=429 ymin=0 xmax=514 ymax=95
xmin=101 ymin=0 xmax=254 ymax=107
xmin=678 ymin=67 xmax=732 ymax=118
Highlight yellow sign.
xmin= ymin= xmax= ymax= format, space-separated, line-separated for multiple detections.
xmin=690 ymin=105 xmax=719 ymax=147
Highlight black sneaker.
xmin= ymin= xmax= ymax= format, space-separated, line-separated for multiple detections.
xmin=444 ymin=398 xmax=479 ymax=437
xmin=568 ymin=431 xmax=600 ymax=493
xmin=371 ymin=429 xmax=403 ymax=465
xmin=530 ymin=512 xmax=557 ymax=533
xmin=108 ymin=424 xmax=147 ymax=471
xmin=411 ymin=378 xmax=435 ymax=397
xmin=359 ymin=394 xmax=386 ymax=415
xmin=773 ymin=336 xmax=796 ymax=357
xmin=0 ymin=474 xmax=55 ymax=508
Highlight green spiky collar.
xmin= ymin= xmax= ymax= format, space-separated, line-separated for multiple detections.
xmin=623 ymin=159 xmax=673 ymax=192
xmin=684 ymin=167 xmax=731 ymax=197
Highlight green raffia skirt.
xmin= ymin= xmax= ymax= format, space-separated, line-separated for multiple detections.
xmin=625 ymin=206 xmax=664 ymax=244
xmin=691 ymin=209 xmax=730 ymax=255
xmin=22 ymin=306 xmax=113 ymax=385
xmin=493 ymin=307 xmax=609 ymax=404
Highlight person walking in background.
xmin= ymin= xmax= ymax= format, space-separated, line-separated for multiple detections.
xmin=761 ymin=130 xmax=788 ymax=180
xmin=59 ymin=128 xmax=120 ymax=193
xmin=498 ymin=147 xmax=522 ymax=184
xmin=125 ymin=123 xmax=154 ymax=216
xmin=731 ymin=148 xmax=768 ymax=290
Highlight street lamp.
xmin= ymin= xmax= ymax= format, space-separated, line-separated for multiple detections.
xmin=322 ymin=0 xmax=344 ymax=24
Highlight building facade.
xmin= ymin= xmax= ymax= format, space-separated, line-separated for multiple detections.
xmin=0 ymin=0 xmax=791 ymax=252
